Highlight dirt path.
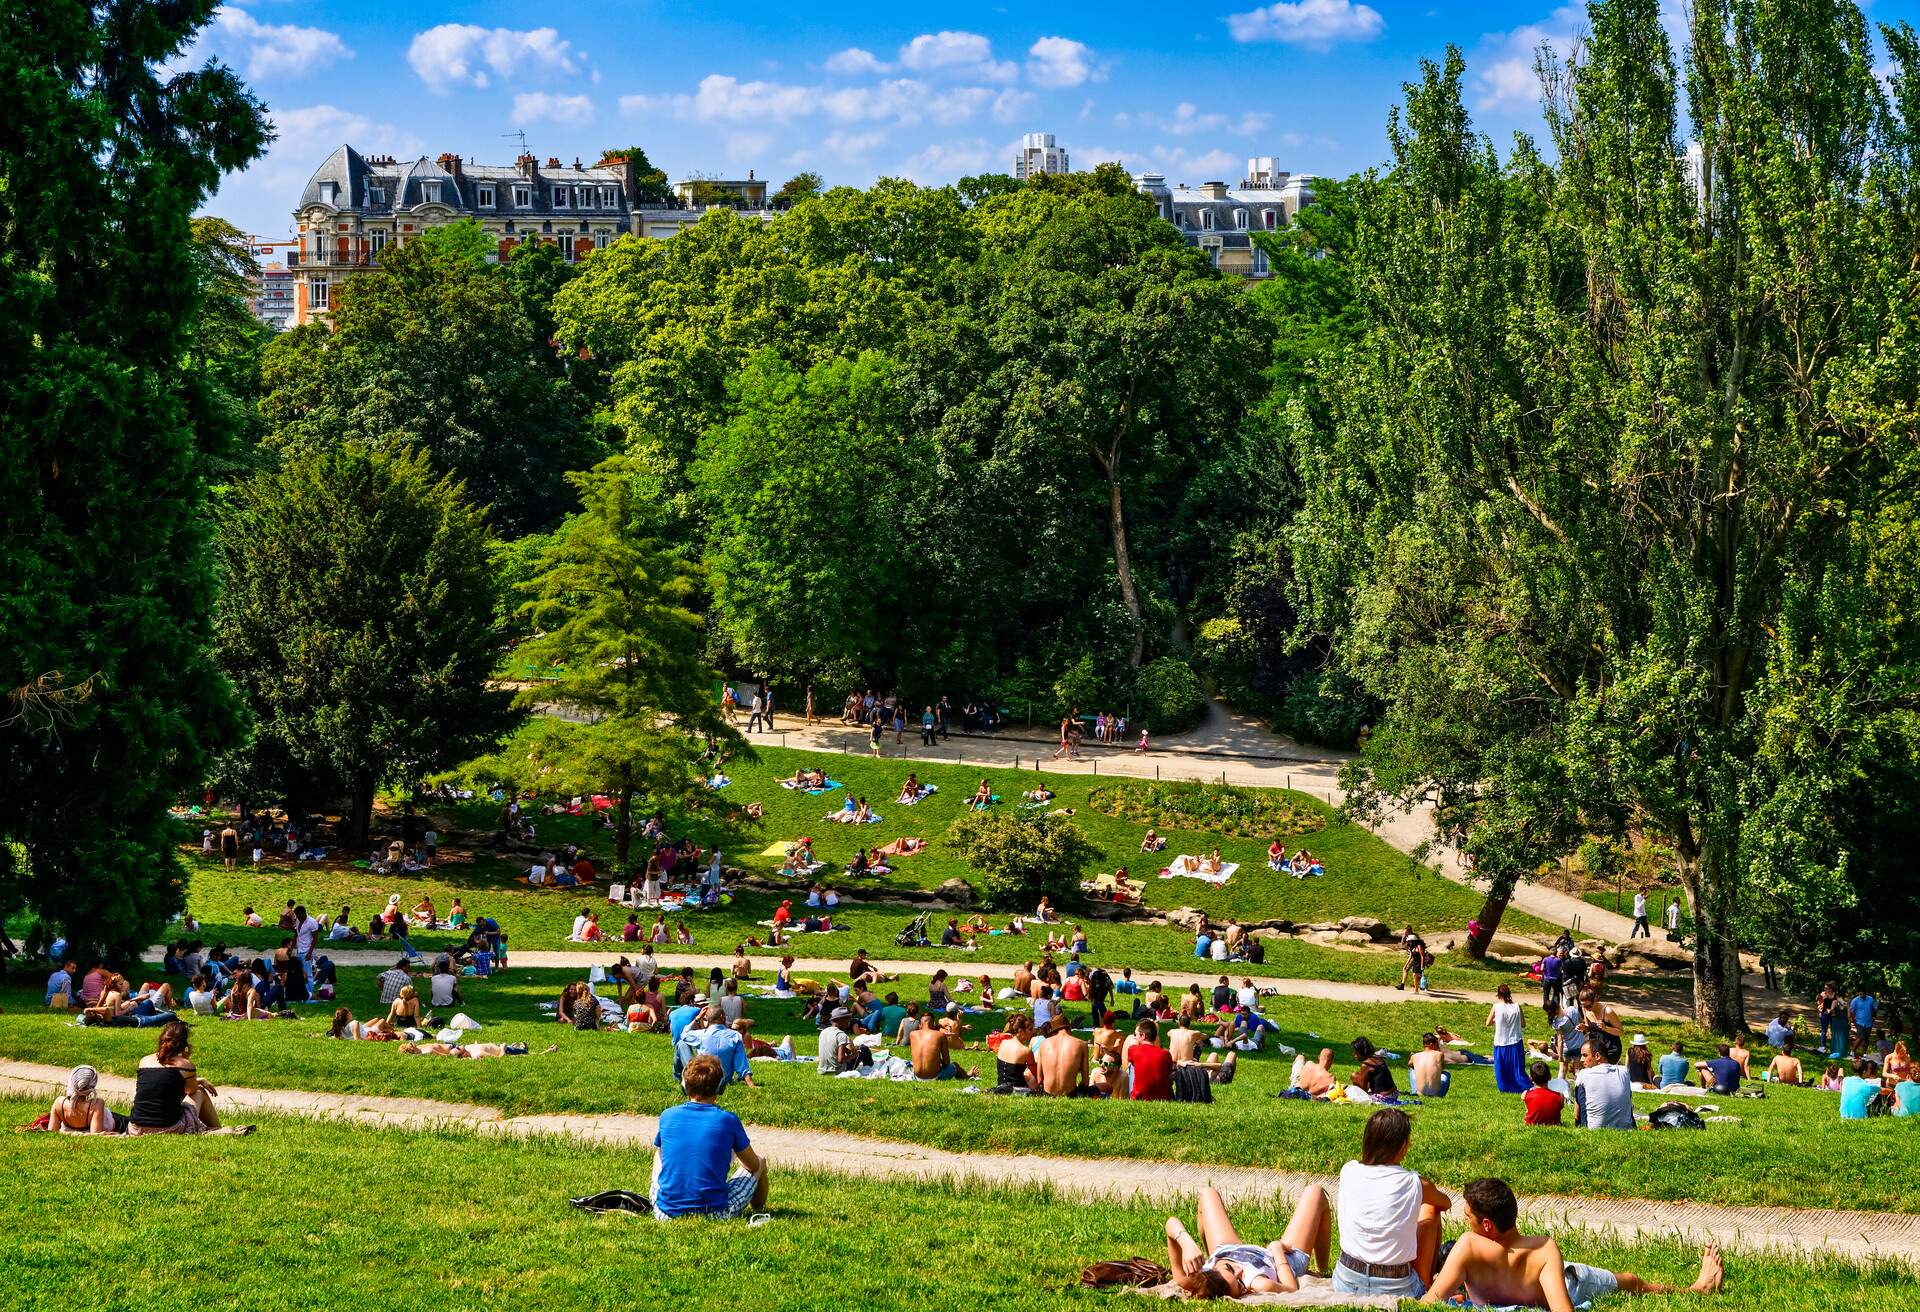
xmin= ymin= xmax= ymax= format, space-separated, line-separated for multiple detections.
xmin=3 ymin=1058 xmax=1910 ymax=1268
xmin=208 ymin=945 xmax=1696 ymax=1020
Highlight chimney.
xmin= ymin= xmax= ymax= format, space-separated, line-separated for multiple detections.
xmin=517 ymin=153 xmax=538 ymax=178
xmin=573 ymin=156 xmax=582 ymax=170
xmin=546 ymin=156 xmax=561 ymax=168
xmin=436 ymin=152 xmax=462 ymax=179
xmin=748 ymin=168 xmax=755 ymax=180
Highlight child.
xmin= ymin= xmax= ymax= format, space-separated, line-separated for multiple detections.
xmin=1137 ymin=728 xmax=1150 ymax=752
xmin=1522 ymin=1059 xmax=1563 ymax=1126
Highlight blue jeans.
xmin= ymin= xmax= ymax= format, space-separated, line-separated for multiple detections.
xmin=1332 ymin=1263 xmax=1424 ymax=1299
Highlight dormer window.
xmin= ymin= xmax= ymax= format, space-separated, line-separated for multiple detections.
xmin=422 ymin=181 xmax=442 ymax=205
xmin=1263 ymin=209 xmax=1276 ymax=230
xmin=600 ymin=186 xmax=617 ymax=208
xmin=478 ymin=184 xmax=495 ymax=208
xmin=514 ymin=185 xmax=532 ymax=208
xmin=1201 ymin=209 xmax=1215 ymax=231
xmin=1234 ymin=209 xmax=1248 ymax=230
xmin=319 ymin=181 xmax=338 ymax=205
xmin=553 ymin=185 xmax=570 ymax=209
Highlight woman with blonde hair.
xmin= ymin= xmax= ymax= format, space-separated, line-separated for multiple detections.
xmin=385 ymin=984 xmax=422 ymax=1030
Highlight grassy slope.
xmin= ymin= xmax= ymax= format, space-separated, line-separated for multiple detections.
xmin=0 ymin=1099 xmax=1904 ymax=1312
xmin=160 ymin=746 xmax=1560 ymax=992
xmin=0 ymin=967 xmax=1900 ymax=1216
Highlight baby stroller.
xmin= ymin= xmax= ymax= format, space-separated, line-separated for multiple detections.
xmin=895 ymin=911 xmax=931 ymax=948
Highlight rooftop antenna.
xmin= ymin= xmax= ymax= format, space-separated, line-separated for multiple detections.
xmin=503 ymin=128 xmax=529 ymax=155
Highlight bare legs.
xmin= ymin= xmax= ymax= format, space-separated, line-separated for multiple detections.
xmin=1415 ymin=1203 xmax=1443 ymax=1286
xmin=1613 ymin=1244 xmax=1724 ymax=1296
xmin=1280 ymin=1183 xmax=1333 ymax=1274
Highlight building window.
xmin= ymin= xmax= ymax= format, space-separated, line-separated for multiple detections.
xmin=601 ymin=186 xmax=617 ymax=208
xmin=319 ymin=181 xmax=338 ymax=205
xmin=1263 ymin=209 xmax=1277 ymax=230
xmin=422 ymin=181 xmax=442 ymax=204
xmin=1252 ymin=246 xmax=1269 ymax=275
xmin=370 ymin=230 xmax=387 ymax=256
xmin=1234 ymin=209 xmax=1248 ymax=230
xmin=594 ymin=231 xmax=610 ymax=249
xmin=308 ymin=279 xmax=329 ymax=310
xmin=552 ymin=185 xmax=570 ymax=209
xmin=1201 ymin=210 xmax=1215 ymax=231
xmin=514 ymin=185 xmax=532 ymax=208
xmin=369 ymin=186 xmax=385 ymax=206
xmin=478 ymin=184 xmax=495 ymax=208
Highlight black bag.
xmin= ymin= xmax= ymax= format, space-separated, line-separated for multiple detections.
xmin=570 ymin=1190 xmax=650 ymax=1214
xmin=1647 ymin=1101 xmax=1707 ymax=1130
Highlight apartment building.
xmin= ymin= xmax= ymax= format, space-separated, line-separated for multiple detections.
xmin=1135 ymin=158 xmax=1316 ymax=278
xmin=1013 ymin=132 xmax=1070 ymax=180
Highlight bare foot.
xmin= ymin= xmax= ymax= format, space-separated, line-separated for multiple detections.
xmin=541 ymin=1043 xmax=559 ymax=1054
xmin=1691 ymin=1244 xmax=1724 ymax=1294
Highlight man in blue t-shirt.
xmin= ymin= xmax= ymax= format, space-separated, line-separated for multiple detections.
xmin=652 ymin=1053 xmax=768 ymax=1219
xmin=1696 ymin=1044 xmax=1742 ymax=1094
xmin=1657 ymin=1041 xmax=1692 ymax=1088
xmin=1848 ymin=991 xmax=1878 ymax=1053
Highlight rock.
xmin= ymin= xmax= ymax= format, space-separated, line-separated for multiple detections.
xmin=1339 ymin=916 xmax=1392 ymax=942
xmin=1335 ymin=931 xmax=1374 ymax=947
xmin=1245 ymin=918 xmax=1296 ymax=934
xmin=935 ymin=878 xmax=975 ymax=906
xmin=1165 ymin=907 xmax=1210 ymax=932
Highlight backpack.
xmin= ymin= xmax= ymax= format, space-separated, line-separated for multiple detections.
xmin=1647 ymin=1101 xmax=1707 ymax=1130
xmin=1088 ymin=968 xmax=1112 ymax=994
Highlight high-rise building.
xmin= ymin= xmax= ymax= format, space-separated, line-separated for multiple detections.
xmin=1013 ymin=132 xmax=1070 ymax=180
xmin=1134 ymin=157 xmax=1316 ymax=279
xmin=248 ymin=262 xmax=295 ymax=331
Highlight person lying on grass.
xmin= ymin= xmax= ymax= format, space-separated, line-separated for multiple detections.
xmin=1420 ymin=1176 xmax=1724 ymax=1309
xmin=653 ymin=1053 xmax=770 ymax=1220
xmin=324 ymin=1007 xmax=398 ymax=1041
xmin=399 ymin=1042 xmax=556 ymax=1058
xmin=1165 ymin=1183 xmax=1331 ymax=1298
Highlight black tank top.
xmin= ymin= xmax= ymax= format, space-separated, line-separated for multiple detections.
xmin=996 ymin=1057 xmax=1029 ymax=1088
xmin=129 ymin=1065 xmax=186 ymax=1127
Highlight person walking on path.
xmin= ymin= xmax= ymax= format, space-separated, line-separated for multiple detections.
xmin=1630 ymin=890 xmax=1650 ymax=939
xmin=804 ymin=683 xmax=816 ymax=726
xmin=869 ymin=708 xmax=886 ymax=757
xmin=1664 ymin=898 xmax=1681 ymax=936
xmin=746 ymin=688 xmax=765 ymax=734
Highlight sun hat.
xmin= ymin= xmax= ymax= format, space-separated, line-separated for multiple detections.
xmin=830 ymin=1007 xmax=852 ymax=1021
xmin=1631 ymin=1033 xmax=1648 ymax=1046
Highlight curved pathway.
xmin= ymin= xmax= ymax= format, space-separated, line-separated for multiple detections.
xmin=186 ymin=945 xmax=1696 ymax=1020
xmin=2 ymin=1058 xmax=1910 ymax=1269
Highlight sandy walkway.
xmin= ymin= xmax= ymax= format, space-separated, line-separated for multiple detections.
xmin=3 ymin=1058 xmax=1910 ymax=1269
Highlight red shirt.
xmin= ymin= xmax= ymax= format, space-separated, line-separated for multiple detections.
xmin=1523 ymin=1086 xmax=1565 ymax=1126
xmin=1129 ymin=1044 xmax=1173 ymax=1101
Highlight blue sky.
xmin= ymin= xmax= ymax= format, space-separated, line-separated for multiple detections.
xmin=191 ymin=0 xmax=1919 ymax=239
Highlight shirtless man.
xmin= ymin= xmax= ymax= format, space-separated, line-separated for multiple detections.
xmin=1168 ymin=1015 xmax=1239 ymax=1084
xmin=1421 ymin=1177 xmax=1723 ymax=1310
xmin=1037 ymin=1016 xmax=1096 ymax=1096
xmin=1293 ymin=1047 xmax=1336 ymax=1097
xmin=1766 ymin=1041 xmax=1804 ymax=1086
xmin=909 ymin=1015 xmax=974 ymax=1080
xmin=1409 ymin=1032 xmax=1451 ymax=1098
xmin=1012 ymin=961 xmax=1035 ymax=997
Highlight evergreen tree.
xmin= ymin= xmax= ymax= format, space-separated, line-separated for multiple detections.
xmin=0 ymin=1 xmax=267 ymax=961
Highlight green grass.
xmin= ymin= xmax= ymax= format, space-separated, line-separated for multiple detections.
xmin=153 ymin=745 xmax=1572 ymax=993
xmin=0 ymin=1098 xmax=1904 ymax=1311
xmin=0 ymin=966 xmax=1899 ymax=1216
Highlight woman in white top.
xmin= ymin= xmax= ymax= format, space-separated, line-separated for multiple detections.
xmin=1488 ymin=983 xmax=1528 ymax=1093
xmin=1164 ymin=1183 xmax=1330 ymax=1298
xmin=1333 ymin=1108 xmax=1450 ymax=1298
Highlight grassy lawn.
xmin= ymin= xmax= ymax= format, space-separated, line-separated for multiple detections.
xmin=0 ymin=1098 xmax=1904 ymax=1311
xmin=0 ymin=966 xmax=1899 ymax=1216
xmin=150 ymin=745 xmax=1575 ymax=993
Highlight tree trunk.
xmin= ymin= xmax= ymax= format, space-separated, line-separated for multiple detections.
xmin=1683 ymin=849 xmax=1749 ymax=1035
xmin=349 ymin=771 xmax=376 ymax=845
xmin=614 ymin=783 xmax=634 ymax=875
xmin=1466 ymin=871 xmax=1518 ymax=960
xmin=1108 ymin=477 xmax=1145 ymax=668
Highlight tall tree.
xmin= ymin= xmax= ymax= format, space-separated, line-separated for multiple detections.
xmin=508 ymin=456 xmax=739 ymax=872
xmin=770 ymin=171 xmax=824 ymax=209
xmin=0 ymin=1 xmax=266 ymax=960
xmin=214 ymin=445 xmax=513 ymax=841
xmin=188 ymin=216 xmax=275 ymax=479
xmin=260 ymin=235 xmax=597 ymax=534
xmin=1290 ymin=4 xmax=1920 ymax=1028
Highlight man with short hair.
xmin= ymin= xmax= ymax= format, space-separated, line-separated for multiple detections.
xmin=1764 ymin=1010 xmax=1794 ymax=1049
xmin=1657 ymin=1041 xmax=1692 ymax=1088
xmin=686 ymin=1005 xmax=755 ymax=1089
xmin=1848 ymin=988 xmax=1878 ymax=1055
xmin=652 ymin=1053 xmax=768 ymax=1220
xmin=1409 ymin=1033 xmax=1450 ymax=1098
xmin=1572 ymin=1045 xmax=1635 ymax=1130
xmin=909 ymin=1014 xmax=972 ymax=1081
xmin=45 ymin=960 xmax=76 ymax=1007
xmin=1036 ymin=1016 xmax=1094 ymax=1095
xmin=1697 ymin=1043 xmax=1743 ymax=1095
xmin=376 ymin=958 xmax=414 ymax=1007
xmin=1630 ymin=889 xmax=1650 ymax=939
xmin=1420 ymin=1177 xmax=1723 ymax=1309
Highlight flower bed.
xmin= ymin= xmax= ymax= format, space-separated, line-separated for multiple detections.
xmin=1086 ymin=780 xmax=1326 ymax=839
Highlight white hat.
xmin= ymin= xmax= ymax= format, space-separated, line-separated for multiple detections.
xmin=1631 ymin=1033 xmax=1648 ymax=1046
xmin=693 ymin=992 xmax=707 ymax=1004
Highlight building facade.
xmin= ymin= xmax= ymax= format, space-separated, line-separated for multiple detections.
xmin=248 ymin=262 xmax=295 ymax=331
xmin=1013 ymin=131 xmax=1070 ymax=180
xmin=290 ymin=146 xmax=773 ymax=325
xmin=1134 ymin=158 xmax=1316 ymax=278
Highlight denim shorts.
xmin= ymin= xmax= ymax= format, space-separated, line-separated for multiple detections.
xmin=1332 ymin=1262 xmax=1424 ymax=1299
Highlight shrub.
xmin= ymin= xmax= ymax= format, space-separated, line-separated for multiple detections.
xmin=945 ymin=810 xmax=1099 ymax=911
xmin=1133 ymin=657 xmax=1204 ymax=734
xmin=1052 ymin=654 xmax=1105 ymax=717
xmin=1087 ymin=780 xmax=1326 ymax=839
xmin=1276 ymin=669 xmax=1370 ymax=749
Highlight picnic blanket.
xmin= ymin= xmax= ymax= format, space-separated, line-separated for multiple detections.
xmin=759 ymin=841 xmax=796 ymax=856
xmin=1158 ymin=856 xmax=1237 ymax=885
xmin=516 ymin=875 xmax=597 ymax=888
xmin=896 ymin=784 xmax=939 ymax=805
xmin=1131 ymin=1273 xmax=1397 ymax=1307
xmin=779 ymin=778 xmax=844 ymax=794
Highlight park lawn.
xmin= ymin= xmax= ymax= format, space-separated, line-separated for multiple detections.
xmin=0 ymin=1099 xmax=1904 ymax=1312
xmin=0 ymin=967 xmax=1901 ymax=1216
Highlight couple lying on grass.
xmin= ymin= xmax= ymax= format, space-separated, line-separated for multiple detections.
xmin=1167 ymin=1107 xmax=1725 ymax=1306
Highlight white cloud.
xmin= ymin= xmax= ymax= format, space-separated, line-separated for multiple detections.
xmin=203 ymin=7 xmax=352 ymax=80
xmin=1026 ymin=36 xmax=1100 ymax=89
xmin=724 ymin=131 xmax=776 ymax=160
xmin=991 ymin=88 xmax=1037 ymax=124
xmin=1471 ymin=5 xmax=1582 ymax=111
xmin=1154 ymin=102 xmax=1272 ymax=137
xmin=826 ymin=46 xmax=890 ymax=75
xmin=407 ymin=25 xmax=578 ymax=93
xmin=898 ymin=31 xmax=1017 ymax=83
xmin=895 ymin=137 xmax=998 ymax=182
xmin=623 ymin=73 xmax=816 ymax=124
xmin=789 ymin=129 xmax=888 ymax=167
xmin=1226 ymin=0 xmax=1384 ymax=46
xmin=512 ymin=91 xmax=595 ymax=125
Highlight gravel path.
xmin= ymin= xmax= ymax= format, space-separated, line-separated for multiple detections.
xmin=3 ymin=1058 xmax=1911 ymax=1269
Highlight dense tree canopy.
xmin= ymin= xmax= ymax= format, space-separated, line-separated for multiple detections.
xmin=1287 ymin=1 xmax=1920 ymax=1028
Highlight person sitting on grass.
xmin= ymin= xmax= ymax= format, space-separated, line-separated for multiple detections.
xmin=967 ymin=779 xmax=993 ymax=810
xmin=127 ymin=1021 xmax=252 ymax=1136
xmin=909 ymin=1013 xmax=977 ymax=1081
xmin=1657 ymin=1040 xmax=1693 ymax=1088
xmin=1409 ymin=1033 xmax=1451 ymax=1098
xmin=897 ymin=773 xmax=922 ymax=804
xmin=385 ymin=984 xmax=424 ymax=1032
xmin=1024 ymin=785 xmax=1055 ymax=803
xmin=652 ymin=1053 xmax=769 ymax=1220
xmin=1420 ymin=1177 xmax=1724 ymax=1309
xmin=1573 ymin=1044 xmax=1635 ymax=1130
xmin=1165 ymin=1183 xmax=1331 ymax=1299
xmin=1349 ymin=1036 xmax=1400 ymax=1101
xmin=1332 ymin=1108 xmax=1448 ymax=1298
xmin=222 ymin=974 xmax=267 ymax=1021
xmin=1767 ymin=1041 xmax=1805 ymax=1086
xmin=1696 ymin=1043 xmax=1743 ymax=1095
xmin=1840 ymin=1058 xmax=1885 ymax=1119
xmin=1522 ymin=1060 xmax=1564 ymax=1126
xmin=48 ymin=1065 xmax=124 ymax=1134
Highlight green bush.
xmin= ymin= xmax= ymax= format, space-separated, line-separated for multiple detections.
xmin=1134 ymin=656 xmax=1204 ymax=733
xmin=945 ymin=810 xmax=1099 ymax=911
xmin=1276 ymin=669 xmax=1370 ymax=749
xmin=1088 ymin=780 xmax=1326 ymax=839
xmin=1052 ymin=654 xmax=1104 ymax=716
